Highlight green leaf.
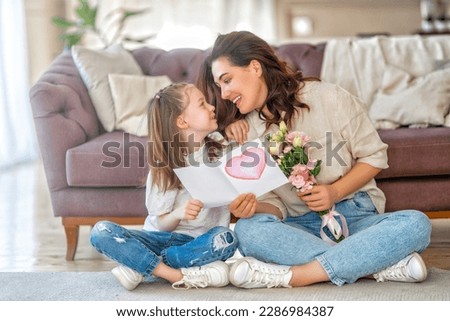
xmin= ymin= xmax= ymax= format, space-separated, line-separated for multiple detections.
xmin=59 ymin=32 xmax=84 ymax=48
xmin=316 ymin=159 xmax=322 ymax=168
xmin=310 ymin=167 xmax=321 ymax=177
xmin=75 ymin=0 xmax=97 ymax=28
xmin=52 ymin=16 xmax=76 ymax=29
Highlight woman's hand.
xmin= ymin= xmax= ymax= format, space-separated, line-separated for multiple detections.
xmin=297 ymin=163 xmax=381 ymax=212
xmin=224 ymin=119 xmax=249 ymax=145
xmin=229 ymin=193 xmax=256 ymax=218
xmin=183 ymin=199 xmax=204 ymax=220
xmin=297 ymin=185 xmax=338 ymax=212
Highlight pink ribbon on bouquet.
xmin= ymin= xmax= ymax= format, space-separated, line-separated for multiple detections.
xmin=319 ymin=206 xmax=349 ymax=246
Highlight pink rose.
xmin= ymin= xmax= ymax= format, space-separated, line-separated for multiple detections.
xmin=289 ymin=174 xmax=306 ymax=190
xmin=286 ymin=131 xmax=310 ymax=147
xmin=291 ymin=164 xmax=309 ymax=178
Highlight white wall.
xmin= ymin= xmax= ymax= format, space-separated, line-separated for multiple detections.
xmin=25 ymin=0 xmax=427 ymax=84
xmin=24 ymin=0 xmax=66 ymax=85
xmin=275 ymin=0 xmax=423 ymax=42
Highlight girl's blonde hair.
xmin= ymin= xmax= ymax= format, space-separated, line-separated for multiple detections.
xmin=147 ymin=82 xmax=192 ymax=192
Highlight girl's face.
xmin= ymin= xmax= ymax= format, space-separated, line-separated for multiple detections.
xmin=211 ymin=57 xmax=268 ymax=115
xmin=178 ymin=86 xmax=218 ymax=139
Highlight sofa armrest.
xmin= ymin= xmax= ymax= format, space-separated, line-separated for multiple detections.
xmin=30 ymin=51 xmax=100 ymax=192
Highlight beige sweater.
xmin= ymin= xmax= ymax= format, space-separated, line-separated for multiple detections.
xmin=246 ymin=81 xmax=389 ymax=218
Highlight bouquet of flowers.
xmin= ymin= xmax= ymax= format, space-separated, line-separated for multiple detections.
xmin=267 ymin=121 xmax=348 ymax=245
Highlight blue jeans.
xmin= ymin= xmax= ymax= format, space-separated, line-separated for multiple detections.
xmin=235 ymin=192 xmax=432 ymax=286
xmin=90 ymin=222 xmax=238 ymax=278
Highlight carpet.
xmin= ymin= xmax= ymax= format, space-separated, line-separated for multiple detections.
xmin=1 ymin=268 xmax=449 ymax=301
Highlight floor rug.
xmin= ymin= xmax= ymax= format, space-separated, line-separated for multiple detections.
xmin=2 ymin=267 xmax=449 ymax=301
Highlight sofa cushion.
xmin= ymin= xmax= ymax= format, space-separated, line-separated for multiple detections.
xmin=133 ymin=47 xmax=211 ymax=83
xmin=72 ymin=44 xmax=143 ymax=132
xmin=66 ymin=132 xmax=148 ymax=187
xmin=370 ymin=65 xmax=450 ymax=129
xmin=275 ymin=43 xmax=325 ymax=78
xmin=376 ymin=127 xmax=450 ymax=179
xmin=108 ymin=74 xmax=172 ymax=137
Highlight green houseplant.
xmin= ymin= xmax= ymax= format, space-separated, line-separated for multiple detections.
xmin=52 ymin=0 xmax=152 ymax=48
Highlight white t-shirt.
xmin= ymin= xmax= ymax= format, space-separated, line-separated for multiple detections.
xmin=143 ymin=140 xmax=231 ymax=237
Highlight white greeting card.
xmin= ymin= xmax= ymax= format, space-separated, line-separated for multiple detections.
xmin=174 ymin=139 xmax=289 ymax=208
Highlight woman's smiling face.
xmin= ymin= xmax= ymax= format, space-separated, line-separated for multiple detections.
xmin=211 ymin=56 xmax=268 ymax=115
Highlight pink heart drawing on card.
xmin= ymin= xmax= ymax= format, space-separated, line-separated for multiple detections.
xmin=225 ymin=147 xmax=266 ymax=180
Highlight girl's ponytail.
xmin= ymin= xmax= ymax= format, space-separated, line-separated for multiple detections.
xmin=147 ymin=83 xmax=190 ymax=192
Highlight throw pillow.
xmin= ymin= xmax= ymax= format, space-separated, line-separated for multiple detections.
xmin=369 ymin=65 xmax=450 ymax=129
xmin=108 ymin=74 xmax=172 ymax=136
xmin=435 ymin=59 xmax=450 ymax=70
xmin=72 ymin=44 xmax=143 ymax=132
xmin=436 ymin=60 xmax=450 ymax=128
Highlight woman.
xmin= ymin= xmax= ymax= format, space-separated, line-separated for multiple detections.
xmin=197 ymin=31 xmax=432 ymax=288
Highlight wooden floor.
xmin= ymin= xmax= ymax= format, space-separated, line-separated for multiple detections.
xmin=1 ymin=160 xmax=449 ymax=272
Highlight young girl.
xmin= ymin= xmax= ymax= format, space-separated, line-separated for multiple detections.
xmin=197 ymin=31 xmax=432 ymax=288
xmin=90 ymin=82 xmax=257 ymax=290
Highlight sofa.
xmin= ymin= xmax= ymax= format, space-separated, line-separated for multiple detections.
xmin=30 ymin=37 xmax=450 ymax=261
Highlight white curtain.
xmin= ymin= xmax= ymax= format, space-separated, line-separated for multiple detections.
xmin=0 ymin=0 xmax=37 ymax=168
xmin=84 ymin=0 xmax=276 ymax=50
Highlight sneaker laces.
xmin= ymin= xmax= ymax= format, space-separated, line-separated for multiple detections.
xmin=375 ymin=260 xmax=409 ymax=282
xmin=172 ymin=270 xmax=210 ymax=289
xmin=247 ymin=264 xmax=291 ymax=288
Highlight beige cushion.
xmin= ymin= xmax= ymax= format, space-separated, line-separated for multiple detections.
xmin=108 ymin=74 xmax=172 ymax=136
xmin=370 ymin=65 xmax=450 ymax=129
xmin=71 ymin=44 xmax=143 ymax=132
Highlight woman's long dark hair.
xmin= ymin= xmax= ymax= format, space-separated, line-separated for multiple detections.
xmin=196 ymin=31 xmax=318 ymax=131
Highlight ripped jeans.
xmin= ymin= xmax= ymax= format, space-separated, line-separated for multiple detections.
xmin=90 ymin=221 xmax=237 ymax=278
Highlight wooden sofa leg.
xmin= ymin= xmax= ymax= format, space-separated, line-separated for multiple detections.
xmin=425 ymin=211 xmax=450 ymax=219
xmin=61 ymin=216 xmax=146 ymax=260
xmin=63 ymin=223 xmax=79 ymax=261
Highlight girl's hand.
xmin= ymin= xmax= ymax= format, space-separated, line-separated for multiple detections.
xmin=229 ymin=193 xmax=256 ymax=218
xmin=224 ymin=119 xmax=249 ymax=145
xmin=297 ymin=185 xmax=338 ymax=212
xmin=183 ymin=199 xmax=204 ymax=220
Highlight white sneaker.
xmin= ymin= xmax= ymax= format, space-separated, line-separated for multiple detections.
xmin=112 ymin=265 xmax=144 ymax=291
xmin=172 ymin=261 xmax=230 ymax=289
xmin=374 ymin=252 xmax=427 ymax=283
xmin=229 ymin=257 xmax=292 ymax=289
